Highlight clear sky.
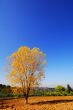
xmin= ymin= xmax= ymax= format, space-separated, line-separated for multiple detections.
xmin=0 ymin=0 xmax=73 ymax=87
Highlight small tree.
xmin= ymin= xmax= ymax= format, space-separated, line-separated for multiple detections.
xmin=55 ymin=85 xmax=65 ymax=92
xmin=67 ymin=84 xmax=73 ymax=93
xmin=6 ymin=46 xmax=47 ymax=104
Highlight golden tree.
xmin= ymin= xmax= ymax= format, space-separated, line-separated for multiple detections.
xmin=7 ymin=46 xmax=47 ymax=104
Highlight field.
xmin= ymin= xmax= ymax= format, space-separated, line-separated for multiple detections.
xmin=0 ymin=96 xmax=73 ymax=110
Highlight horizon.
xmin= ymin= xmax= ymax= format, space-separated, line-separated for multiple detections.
xmin=0 ymin=0 xmax=73 ymax=87
xmin=0 ymin=83 xmax=72 ymax=89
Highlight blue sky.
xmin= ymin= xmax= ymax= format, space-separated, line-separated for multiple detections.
xmin=0 ymin=0 xmax=73 ymax=87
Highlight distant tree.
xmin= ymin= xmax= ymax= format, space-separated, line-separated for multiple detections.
xmin=55 ymin=85 xmax=65 ymax=92
xmin=6 ymin=46 xmax=47 ymax=104
xmin=67 ymin=84 xmax=73 ymax=93
xmin=0 ymin=84 xmax=12 ymax=97
xmin=0 ymin=84 xmax=3 ymax=90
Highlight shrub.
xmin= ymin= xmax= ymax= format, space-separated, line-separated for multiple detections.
xmin=55 ymin=85 xmax=66 ymax=92
xmin=6 ymin=93 xmax=14 ymax=97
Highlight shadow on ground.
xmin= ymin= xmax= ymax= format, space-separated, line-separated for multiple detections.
xmin=0 ymin=99 xmax=73 ymax=109
xmin=30 ymin=99 xmax=73 ymax=105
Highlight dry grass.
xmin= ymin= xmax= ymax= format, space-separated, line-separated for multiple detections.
xmin=0 ymin=96 xmax=73 ymax=110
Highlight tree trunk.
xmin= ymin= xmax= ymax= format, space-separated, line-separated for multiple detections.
xmin=25 ymin=88 xmax=30 ymax=104
xmin=25 ymin=95 xmax=28 ymax=104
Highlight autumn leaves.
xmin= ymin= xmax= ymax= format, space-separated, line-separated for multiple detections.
xmin=6 ymin=46 xmax=47 ymax=104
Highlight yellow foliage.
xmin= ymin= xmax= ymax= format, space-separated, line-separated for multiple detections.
xmin=6 ymin=46 xmax=47 ymax=95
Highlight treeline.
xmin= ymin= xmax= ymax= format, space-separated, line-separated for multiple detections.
xmin=0 ymin=84 xmax=13 ymax=98
xmin=0 ymin=84 xmax=73 ymax=98
xmin=32 ymin=85 xmax=73 ymax=96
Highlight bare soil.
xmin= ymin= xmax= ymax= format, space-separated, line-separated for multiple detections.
xmin=0 ymin=96 xmax=73 ymax=110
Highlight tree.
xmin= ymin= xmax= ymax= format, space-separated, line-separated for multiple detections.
xmin=6 ymin=46 xmax=47 ymax=104
xmin=55 ymin=85 xmax=65 ymax=92
xmin=0 ymin=84 xmax=12 ymax=97
xmin=67 ymin=84 xmax=73 ymax=93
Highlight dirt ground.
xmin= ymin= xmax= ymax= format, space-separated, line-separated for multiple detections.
xmin=0 ymin=96 xmax=73 ymax=110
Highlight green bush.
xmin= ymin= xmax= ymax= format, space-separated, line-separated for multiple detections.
xmin=6 ymin=93 xmax=14 ymax=97
xmin=55 ymin=85 xmax=66 ymax=92
xmin=0 ymin=92 xmax=7 ymax=98
xmin=68 ymin=91 xmax=73 ymax=96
